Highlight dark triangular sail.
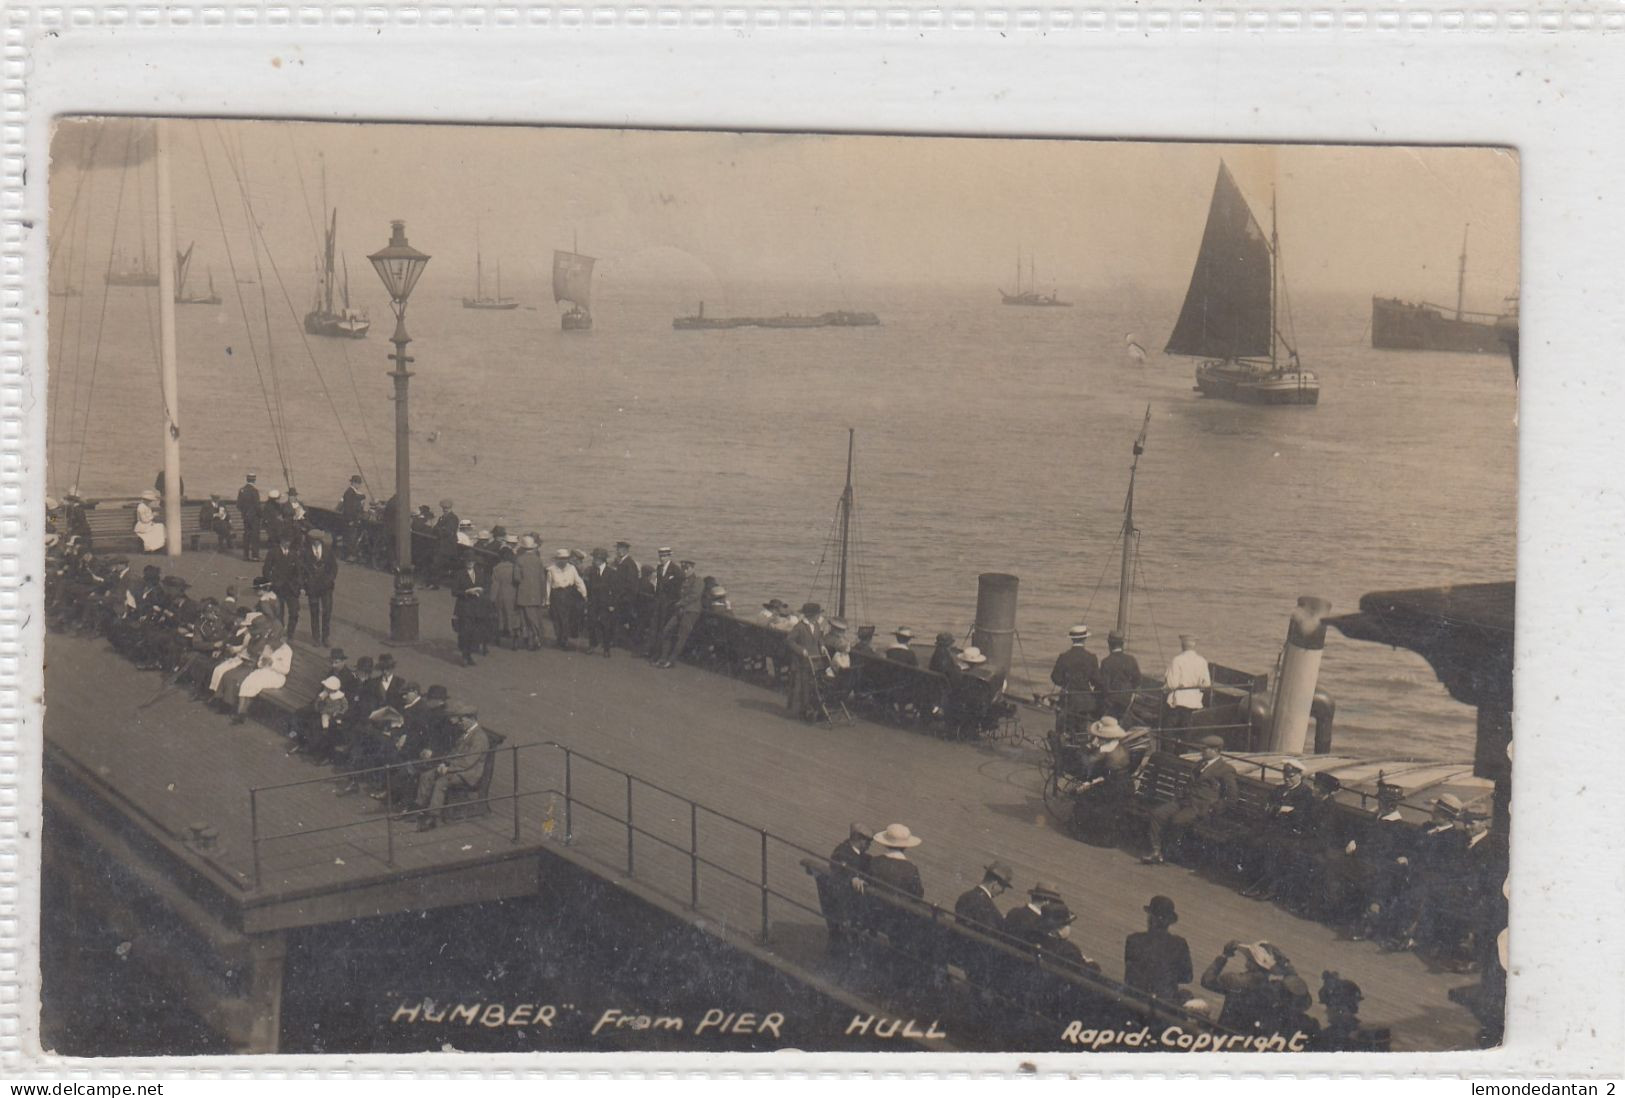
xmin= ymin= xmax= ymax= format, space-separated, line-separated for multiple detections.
xmin=1165 ymin=163 xmax=1273 ymax=360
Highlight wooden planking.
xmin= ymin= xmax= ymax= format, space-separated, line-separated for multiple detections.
xmin=44 ymin=546 xmax=1484 ymax=1050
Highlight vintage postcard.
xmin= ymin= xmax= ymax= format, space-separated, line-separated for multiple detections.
xmin=33 ymin=118 xmax=1522 ymax=1059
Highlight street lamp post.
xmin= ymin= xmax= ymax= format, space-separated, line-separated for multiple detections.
xmin=368 ymin=220 xmax=431 ymax=643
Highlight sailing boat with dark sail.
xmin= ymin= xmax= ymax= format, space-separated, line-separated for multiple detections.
xmin=304 ymin=208 xmax=371 ymax=339
xmin=1000 ymin=248 xmax=1071 ymax=307
xmin=173 ymin=243 xmax=221 ymax=306
xmin=1166 ymin=163 xmax=1319 ymax=406
xmin=463 ymin=230 xmax=518 ymax=310
xmin=554 ymin=237 xmax=596 ymax=331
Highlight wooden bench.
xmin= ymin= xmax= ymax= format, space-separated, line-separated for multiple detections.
xmin=1124 ymin=751 xmax=1275 ymax=874
xmin=801 ymin=857 xmax=1230 ymax=1037
xmin=81 ymin=500 xmax=210 ymax=553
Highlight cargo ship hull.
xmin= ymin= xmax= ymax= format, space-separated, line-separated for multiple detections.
xmin=1371 ymin=297 xmax=1505 ymax=355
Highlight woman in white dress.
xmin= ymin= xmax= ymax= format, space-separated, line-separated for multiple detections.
xmin=224 ymin=624 xmax=293 ymax=724
xmin=133 ymin=488 xmax=166 ymax=553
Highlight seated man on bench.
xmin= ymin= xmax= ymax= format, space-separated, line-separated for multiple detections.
xmin=411 ymin=701 xmax=490 ymax=832
xmin=1141 ymin=734 xmax=1237 ymax=866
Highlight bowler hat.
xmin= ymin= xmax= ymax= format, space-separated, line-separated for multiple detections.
xmin=592 ymin=547 xmax=609 ymax=559
xmin=1312 ymin=772 xmax=1343 ymax=793
xmin=376 ymin=653 xmax=396 ymax=670
xmin=1145 ymin=895 xmax=1178 ymax=923
xmin=1039 ymin=903 xmax=1078 ymax=931
xmin=425 ymin=684 xmax=449 ymax=700
xmin=800 ymin=602 xmax=823 ymax=617
xmin=440 ymin=498 xmax=454 ymax=509
xmin=848 ymin=823 xmax=873 ymax=843
xmin=615 ymin=541 xmax=631 ymax=550
xmin=329 ymin=648 xmax=347 ymax=661
xmin=1107 ymin=630 xmax=1125 ymax=647
xmin=355 ymin=656 xmax=375 ymax=671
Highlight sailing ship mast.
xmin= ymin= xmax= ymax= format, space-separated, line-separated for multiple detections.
xmin=1270 ymin=191 xmax=1279 ymax=371
xmin=155 ymin=121 xmax=182 ymax=555
xmin=1455 ymin=223 xmax=1470 ymax=322
xmin=837 ymin=428 xmax=855 ymax=620
xmin=1115 ymin=407 xmax=1150 ymax=643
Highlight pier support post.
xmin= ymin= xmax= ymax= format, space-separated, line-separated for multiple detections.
xmin=241 ymin=933 xmax=288 ymax=1054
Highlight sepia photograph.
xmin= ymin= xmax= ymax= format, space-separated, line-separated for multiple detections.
xmin=37 ymin=119 xmax=1517 ymax=1057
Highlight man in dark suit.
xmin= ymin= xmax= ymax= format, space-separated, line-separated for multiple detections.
xmin=1241 ymin=759 xmax=1318 ymax=900
xmin=582 ymin=547 xmax=617 ymax=658
xmin=430 ymin=499 xmax=460 ymax=587
xmin=338 ymin=475 xmax=367 ymax=561
xmin=260 ymin=488 xmax=286 ymax=551
xmin=1098 ymin=630 xmax=1142 ymax=722
xmin=1004 ymin=881 xmax=1063 ymax=946
xmin=413 ymin=701 xmax=490 ymax=831
xmin=450 ymin=552 xmax=488 ymax=665
xmin=953 ymin=860 xmax=1013 ymax=934
xmin=365 ymin=653 xmax=408 ymax=714
xmin=609 ymin=541 xmax=640 ymax=643
xmin=261 ymin=534 xmax=301 ymax=634
xmin=236 ymin=472 xmax=261 ymax=561
xmin=1123 ymin=895 xmax=1193 ymax=1002
xmin=648 ymin=547 xmax=684 ymax=660
xmin=1143 ymin=734 xmax=1239 ymax=865
xmin=1051 ymin=624 xmax=1102 ymax=737
xmin=822 ymin=824 xmax=873 ymax=949
xmin=299 ymin=532 xmax=339 ymax=646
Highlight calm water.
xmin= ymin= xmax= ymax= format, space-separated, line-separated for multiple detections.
xmin=46 ymin=278 xmax=1517 ymax=760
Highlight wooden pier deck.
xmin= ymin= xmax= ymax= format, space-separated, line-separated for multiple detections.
xmin=42 ymin=548 xmax=1484 ymax=1051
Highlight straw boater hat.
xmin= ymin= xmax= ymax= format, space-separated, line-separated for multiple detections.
xmin=477 ymin=529 xmax=491 ymax=541
xmin=1088 ymin=716 xmax=1126 ymax=740
xmin=1068 ymin=624 xmax=1090 ymax=642
xmin=658 ymin=546 xmax=673 ymax=556
xmin=872 ymin=823 xmax=922 ymax=849
xmin=519 ymin=535 xmax=537 ymax=550
xmin=267 ymin=488 xmax=282 ymax=500
xmin=828 ymin=618 xmax=848 ymax=633
xmin=959 ymin=646 xmax=987 ymax=665
xmin=553 ymin=548 xmax=571 ymax=560
xmin=710 ymin=587 xmax=728 ymax=599
xmin=505 ymin=534 xmax=520 ymax=546
xmin=140 ymin=488 xmax=159 ymax=502
xmin=1433 ymin=793 xmax=1464 ymax=818
xmin=893 ymin=627 xmax=914 ymax=640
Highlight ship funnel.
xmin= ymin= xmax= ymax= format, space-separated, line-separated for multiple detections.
xmin=972 ymin=573 xmax=1019 ymax=676
xmin=1264 ymin=596 xmax=1332 ymax=755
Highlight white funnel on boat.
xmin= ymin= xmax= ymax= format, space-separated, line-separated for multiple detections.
xmin=1265 ymin=596 xmax=1332 ymax=755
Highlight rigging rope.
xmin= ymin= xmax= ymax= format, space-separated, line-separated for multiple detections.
xmin=47 ymin=137 xmax=98 ymax=485
xmin=222 ymin=127 xmax=296 ymax=488
xmin=216 ymin=123 xmax=375 ymax=493
xmin=193 ymin=122 xmax=292 ymax=487
xmin=72 ymin=125 xmax=137 ymax=491
xmin=1130 ymin=543 xmax=1169 ymax=673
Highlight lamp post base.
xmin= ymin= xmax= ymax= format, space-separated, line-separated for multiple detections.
xmin=389 ymin=570 xmax=420 ymax=644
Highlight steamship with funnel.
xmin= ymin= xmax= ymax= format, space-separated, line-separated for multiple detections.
xmin=1167 ymin=162 xmax=1320 ymax=406
xmin=1371 ymin=225 xmax=1513 ymax=355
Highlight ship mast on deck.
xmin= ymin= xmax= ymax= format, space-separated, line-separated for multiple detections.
xmin=1114 ymin=407 xmax=1150 ymax=644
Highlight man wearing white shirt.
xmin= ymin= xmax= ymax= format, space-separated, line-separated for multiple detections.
xmin=1163 ymin=633 xmax=1211 ymax=740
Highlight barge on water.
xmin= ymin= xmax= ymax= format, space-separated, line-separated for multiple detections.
xmin=673 ymin=301 xmax=880 ymax=330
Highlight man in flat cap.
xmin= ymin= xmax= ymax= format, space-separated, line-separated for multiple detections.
xmin=954 ymin=860 xmax=1014 ymax=934
xmin=1142 ymin=733 xmax=1237 ymax=865
xmin=411 ymin=700 xmax=489 ymax=831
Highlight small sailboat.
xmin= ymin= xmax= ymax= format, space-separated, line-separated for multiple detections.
xmin=174 ymin=243 xmax=222 ymax=306
xmin=1000 ymin=247 xmax=1071 ymax=307
xmin=1165 ymin=162 xmax=1319 ymax=406
xmin=554 ymin=235 xmax=596 ymax=331
xmin=462 ymin=228 xmax=519 ymax=310
xmin=104 ymin=246 xmax=158 ymax=287
xmin=303 ymin=206 xmax=370 ymax=339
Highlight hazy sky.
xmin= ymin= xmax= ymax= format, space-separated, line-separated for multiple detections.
xmin=49 ymin=119 xmax=1520 ymax=309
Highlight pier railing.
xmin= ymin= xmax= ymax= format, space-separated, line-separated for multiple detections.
xmin=246 ymin=736 xmax=1228 ymax=1038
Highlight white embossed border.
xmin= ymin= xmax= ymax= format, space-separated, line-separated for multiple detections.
xmin=4 ymin=0 xmax=1625 ymax=1082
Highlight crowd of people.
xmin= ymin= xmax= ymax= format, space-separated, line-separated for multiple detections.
xmin=43 ymin=532 xmax=494 ymax=833
xmin=818 ymin=821 xmax=1390 ymax=1050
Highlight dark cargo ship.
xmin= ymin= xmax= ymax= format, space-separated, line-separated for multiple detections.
xmin=1371 ymin=226 xmax=1512 ymax=355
